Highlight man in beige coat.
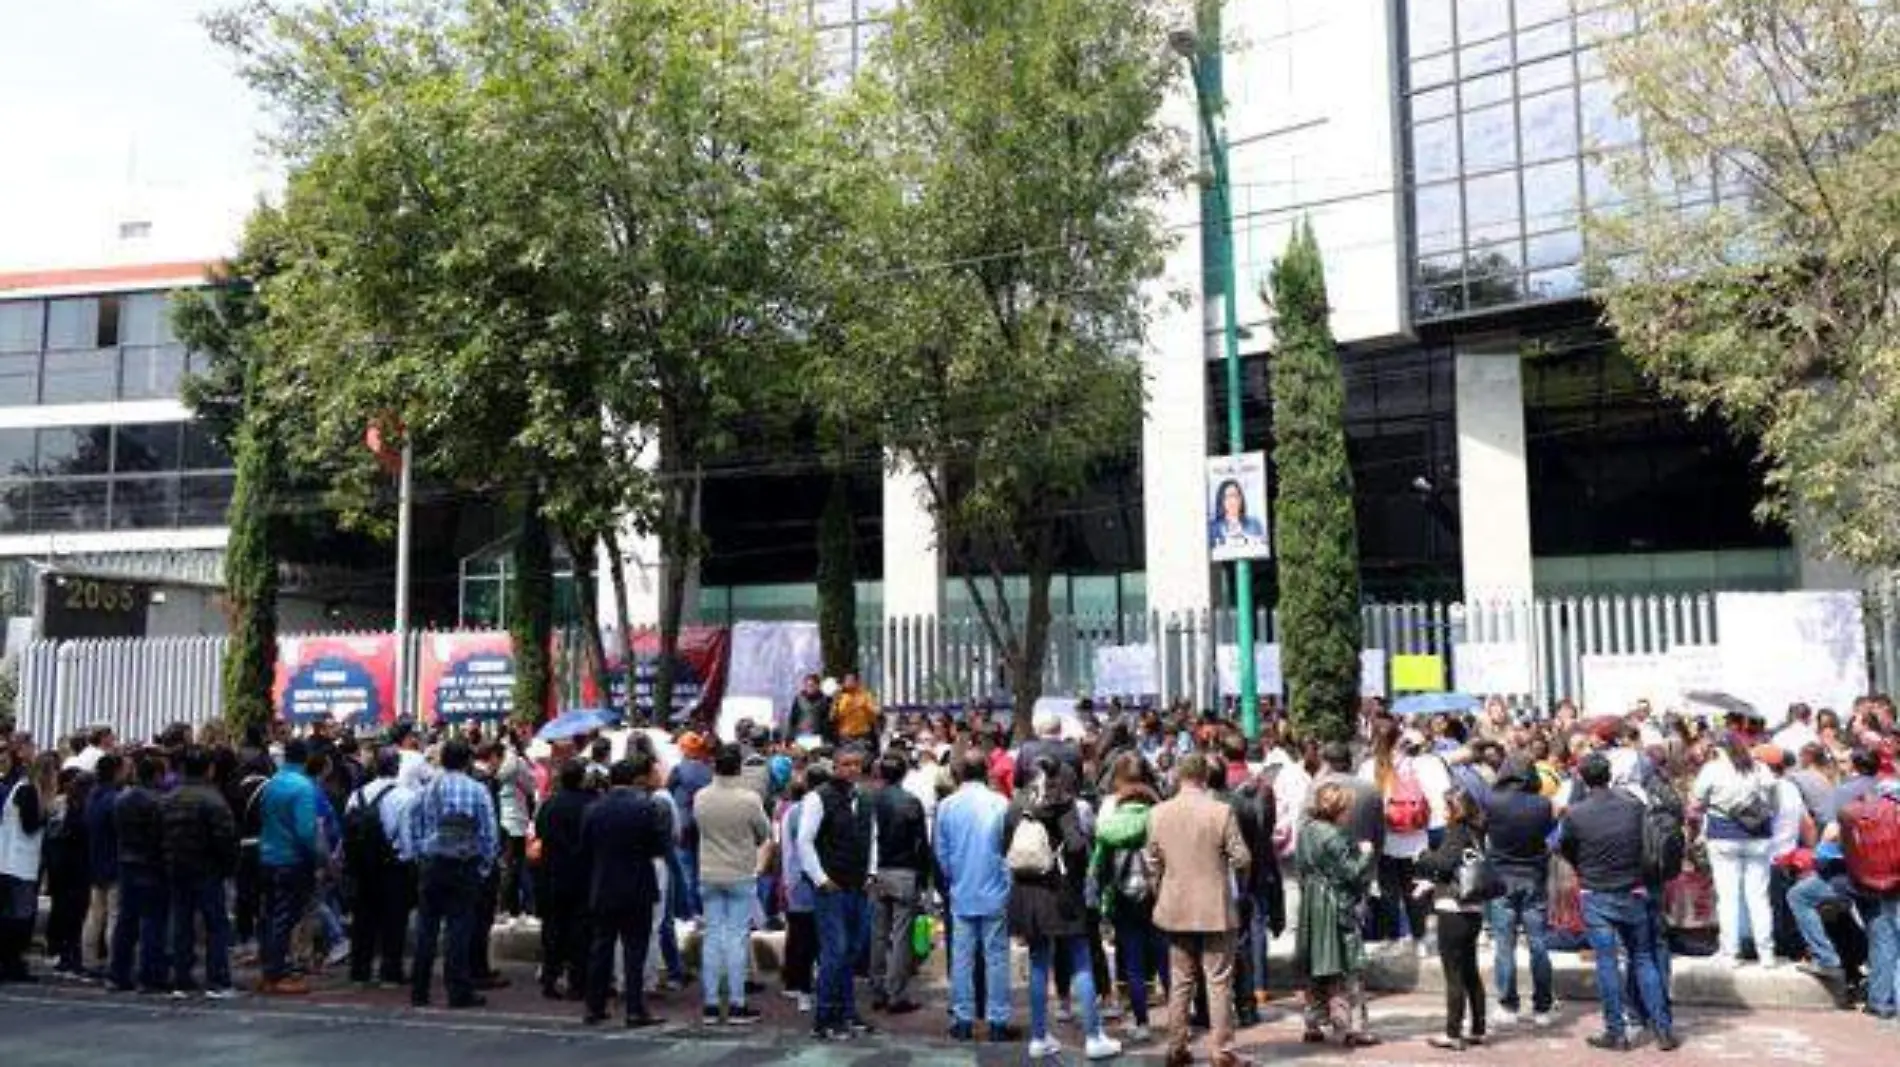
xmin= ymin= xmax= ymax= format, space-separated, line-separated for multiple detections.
xmin=1147 ymin=752 xmax=1252 ymax=1067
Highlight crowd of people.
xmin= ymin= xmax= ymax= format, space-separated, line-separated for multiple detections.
xmin=1 ymin=679 xmax=1899 ymax=1066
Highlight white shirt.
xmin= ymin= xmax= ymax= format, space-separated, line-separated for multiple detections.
xmin=1767 ymin=777 xmax=1807 ymax=860
xmin=62 ymin=746 xmax=106 ymax=774
xmin=901 ymin=765 xmax=940 ymax=837
xmin=1774 ymin=722 xmax=1818 ymax=756
xmin=1360 ymin=754 xmax=1450 ymax=859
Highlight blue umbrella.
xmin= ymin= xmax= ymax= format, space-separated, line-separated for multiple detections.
xmin=537 ymin=707 xmax=620 ymax=742
xmin=1390 ymin=692 xmax=1481 ymax=717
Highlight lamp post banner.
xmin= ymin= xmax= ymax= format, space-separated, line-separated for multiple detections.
xmin=1206 ymin=452 xmax=1272 ymax=561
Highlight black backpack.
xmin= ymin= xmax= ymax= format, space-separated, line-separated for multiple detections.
xmin=1636 ymin=768 xmax=1688 ymax=886
xmin=343 ymin=785 xmax=396 ymax=872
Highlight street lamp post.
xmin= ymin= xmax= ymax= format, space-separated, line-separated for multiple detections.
xmin=1171 ymin=28 xmax=1258 ymax=740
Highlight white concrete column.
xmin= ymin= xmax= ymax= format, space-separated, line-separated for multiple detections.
xmin=1140 ymin=72 xmax=1213 ymax=620
xmin=881 ymin=459 xmax=943 ymax=620
xmin=1455 ymin=334 xmax=1535 ymax=598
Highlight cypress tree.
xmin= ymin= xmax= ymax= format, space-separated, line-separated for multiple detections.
xmin=510 ymin=488 xmax=555 ymax=727
xmin=221 ymin=418 xmax=280 ymax=734
xmin=1267 ymin=221 xmax=1364 ymax=743
xmin=816 ymin=468 xmax=859 ymax=678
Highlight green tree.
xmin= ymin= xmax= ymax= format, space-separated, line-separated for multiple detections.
xmin=815 ymin=464 xmax=858 ymax=678
xmin=817 ymin=0 xmax=1187 ymax=738
xmin=1590 ymin=0 xmax=1900 ymax=567
xmin=509 ymin=487 xmax=554 ymax=726
xmin=172 ymin=218 xmax=298 ymax=734
xmin=1267 ymin=222 xmax=1363 ymax=743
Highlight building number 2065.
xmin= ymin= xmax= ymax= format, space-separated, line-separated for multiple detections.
xmin=62 ymin=579 xmax=140 ymax=614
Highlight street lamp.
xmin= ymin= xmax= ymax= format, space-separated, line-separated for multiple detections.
xmin=1170 ymin=26 xmax=1258 ymax=741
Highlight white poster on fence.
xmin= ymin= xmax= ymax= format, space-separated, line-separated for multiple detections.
xmin=1717 ymin=591 xmax=1867 ymax=718
xmin=1582 ymin=653 xmax=1679 ymax=717
xmin=1453 ymin=642 xmax=1534 ymax=697
xmin=1207 ymin=452 xmax=1273 ymax=562
xmin=1670 ymin=645 xmax=1723 ymax=705
xmin=1361 ymin=649 xmax=1388 ymax=698
xmin=1092 ymin=644 xmax=1158 ymax=698
xmin=723 ymin=621 xmax=823 ymax=729
xmin=1217 ymin=643 xmax=1285 ymax=697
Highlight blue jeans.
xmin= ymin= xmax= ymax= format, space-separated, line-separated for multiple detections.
xmin=701 ymin=880 xmax=755 ymax=1007
xmin=951 ymin=912 xmax=1013 ymax=1026
xmin=1487 ymin=879 xmax=1553 ymax=1013
xmin=1786 ymin=875 xmax=1844 ymax=969
xmin=110 ymin=868 xmax=170 ymax=990
xmin=1868 ymin=897 xmax=1900 ymax=1016
xmin=814 ymin=888 xmax=870 ymax=1030
xmin=1111 ymin=906 xmax=1171 ymax=1026
xmin=674 ymin=845 xmax=702 ymax=919
xmin=1581 ymin=890 xmax=1671 ymax=1039
xmin=258 ymin=862 xmax=314 ymax=982
xmin=1030 ymin=936 xmax=1101 ymax=1041
xmin=169 ymin=876 xmax=232 ymax=990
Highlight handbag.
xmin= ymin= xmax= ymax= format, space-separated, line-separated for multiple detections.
xmin=1454 ymin=848 xmax=1506 ymax=906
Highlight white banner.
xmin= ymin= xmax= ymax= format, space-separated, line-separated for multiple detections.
xmin=1092 ymin=644 xmax=1158 ymax=698
xmin=1582 ymin=653 xmax=1678 ymax=717
xmin=723 ymin=621 xmax=824 ymax=729
xmin=1453 ymin=642 xmax=1534 ymax=697
xmin=1360 ymin=649 xmax=1388 ymax=698
xmin=1217 ymin=643 xmax=1284 ymax=697
xmin=1717 ymin=591 xmax=1867 ymax=718
xmin=1207 ymin=452 xmax=1272 ymax=562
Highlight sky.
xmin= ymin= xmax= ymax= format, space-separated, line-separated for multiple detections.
xmin=0 ymin=0 xmax=276 ymax=271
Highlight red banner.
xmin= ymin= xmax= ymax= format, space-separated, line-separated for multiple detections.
xmin=579 ymin=626 xmax=729 ymax=722
xmin=273 ymin=634 xmax=398 ymax=726
xmin=420 ymin=631 xmax=516 ymax=724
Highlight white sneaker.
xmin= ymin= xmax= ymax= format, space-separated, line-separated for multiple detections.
xmin=795 ymin=993 xmax=813 ymax=1013
xmin=1085 ymin=1034 xmax=1123 ymax=1060
xmin=1056 ymin=1002 xmax=1075 ymax=1024
xmin=325 ymin=942 xmax=350 ymax=967
xmin=204 ymin=987 xmax=237 ymax=1001
xmin=1760 ymin=956 xmax=1787 ymax=970
xmin=1125 ymin=1024 xmax=1151 ymax=1043
xmin=1494 ymin=1007 xmax=1519 ymax=1027
xmin=1028 ymin=1036 xmax=1063 ymax=1058
xmin=1100 ymin=1001 xmax=1124 ymax=1021
xmin=1531 ymin=1011 xmax=1555 ymax=1029
xmin=1416 ymin=938 xmax=1434 ymax=960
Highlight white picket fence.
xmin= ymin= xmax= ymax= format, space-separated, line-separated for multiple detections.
xmin=16 ymin=589 xmax=1900 ymax=744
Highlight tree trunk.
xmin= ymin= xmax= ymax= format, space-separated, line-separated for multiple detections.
xmin=220 ymin=418 xmax=280 ymax=734
xmin=509 ymin=485 xmax=555 ymax=727
xmin=655 ymin=452 xmax=702 ymax=726
xmin=602 ymin=526 xmax=634 ymax=661
xmin=565 ymin=527 xmax=610 ymax=703
xmin=1009 ymin=545 xmax=1056 ymax=742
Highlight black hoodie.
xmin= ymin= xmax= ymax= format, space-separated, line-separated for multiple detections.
xmin=1482 ymin=760 xmax=1554 ymax=882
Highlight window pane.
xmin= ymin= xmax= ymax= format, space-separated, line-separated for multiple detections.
xmin=1515 ymin=0 xmax=1570 ymax=28
xmin=1462 ymin=71 xmax=1512 ymax=109
xmin=36 ymin=426 xmax=112 ymax=477
xmin=1580 ymin=80 xmax=1638 ymax=148
xmin=1523 ymin=160 xmax=1581 ymax=228
xmin=1412 ymin=86 xmax=1456 ymax=122
xmin=1461 ymin=103 xmax=1518 ymax=173
xmin=1411 ymin=53 xmax=1455 ymax=90
xmin=179 ymin=474 xmax=235 ymax=526
xmin=1466 ymin=242 xmax=1526 ymax=310
xmin=1584 ymin=153 xmax=1629 ymax=212
xmin=1408 ymin=0 xmax=1454 ymax=55
xmin=1460 ymin=35 xmax=1514 ymax=81
xmin=110 ymin=477 xmax=181 ymax=530
xmin=45 ymin=299 xmax=98 ymax=350
xmin=39 ymin=348 xmax=117 ymax=404
xmin=0 ymin=353 xmax=38 ymax=405
xmin=1521 ymin=89 xmax=1580 ymax=161
xmin=1413 ymin=117 xmax=1460 ymax=182
xmin=1415 ymin=182 xmax=1463 ymax=254
xmin=1516 ymin=19 xmax=1573 ymax=62
xmin=117 ymin=292 xmax=175 ymax=348
xmin=0 ymin=483 xmax=27 ymax=533
xmin=1576 ymin=47 xmax=1604 ymax=80
xmin=1458 ymin=0 xmax=1511 ymax=43
xmin=114 ymin=423 xmax=182 ymax=473
xmin=1465 ymin=171 xmax=1522 ymax=243
xmin=1526 ymin=229 xmax=1585 ymax=269
xmin=119 ymin=345 xmax=185 ymax=400
xmin=181 ymin=423 xmax=232 ymax=470
xmin=1528 ymin=265 xmax=1586 ymax=299
xmin=30 ymin=479 xmax=108 ymax=532
xmin=0 ymin=429 xmax=34 ymax=477
xmin=1518 ymin=53 xmax=1575 ymax=94
xmin=0 ymin=302 xmax=40 ymax=353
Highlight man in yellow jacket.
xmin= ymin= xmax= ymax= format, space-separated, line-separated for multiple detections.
xmin=831 ymin=673 xmax=880 ymax=746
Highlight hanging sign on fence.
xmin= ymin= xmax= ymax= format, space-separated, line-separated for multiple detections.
xmin=1093 ymin=644 xmax=1158 ymax=698
xmin=1361 ymin=649 xmax=1388 ymax=699
xmin=1452 ymin=642 xmax=1534 ymax=697
xmin=274 ymin=634 xmax=397 ymax=725
xmin=1216 ymin=643 xmax=1285 ymax=698
xmin=1206 ymin=453 xmax=1273 ymax=562
xmin=583 ymin=626 xmax=731 ymax=722
xmin=1717 ymin=591 xmax=1867 ymax=719
xmin=1390 ymin=654 xmax=1446 ymax=693
xmin=1581 ymin=653 xmax=1677 ymax=718
xmin=421 ymin=631 xmax=516 ymax=723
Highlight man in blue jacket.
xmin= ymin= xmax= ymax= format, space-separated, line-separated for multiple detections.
xmin=82 ymin=753 xmax=124 ymax=977
xmin=256 ymin=740 xmax=323 ymax=995
xmin=934 ymin=750 xmax=1015 ymax=1043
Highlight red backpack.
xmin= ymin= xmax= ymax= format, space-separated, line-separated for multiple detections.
xmin=1840 ymin=796 xmax=1900 ymax=895
xmin=1384 ymin=762 xmax=1430 ymax=834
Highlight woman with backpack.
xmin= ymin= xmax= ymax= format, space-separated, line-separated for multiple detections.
xmin=1361 ymin=722 xmax=1449 ymax=952
xmin=1092 ymin=754 xmax=1167 ymax=1045
xmin=1692 ymin=735 xmax=1782 ymax=966
xmin=1007 ymin=759 xmax=1121 ymax=1061
xmin=1413 ymin=789 xmax=1494 ymax=1050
